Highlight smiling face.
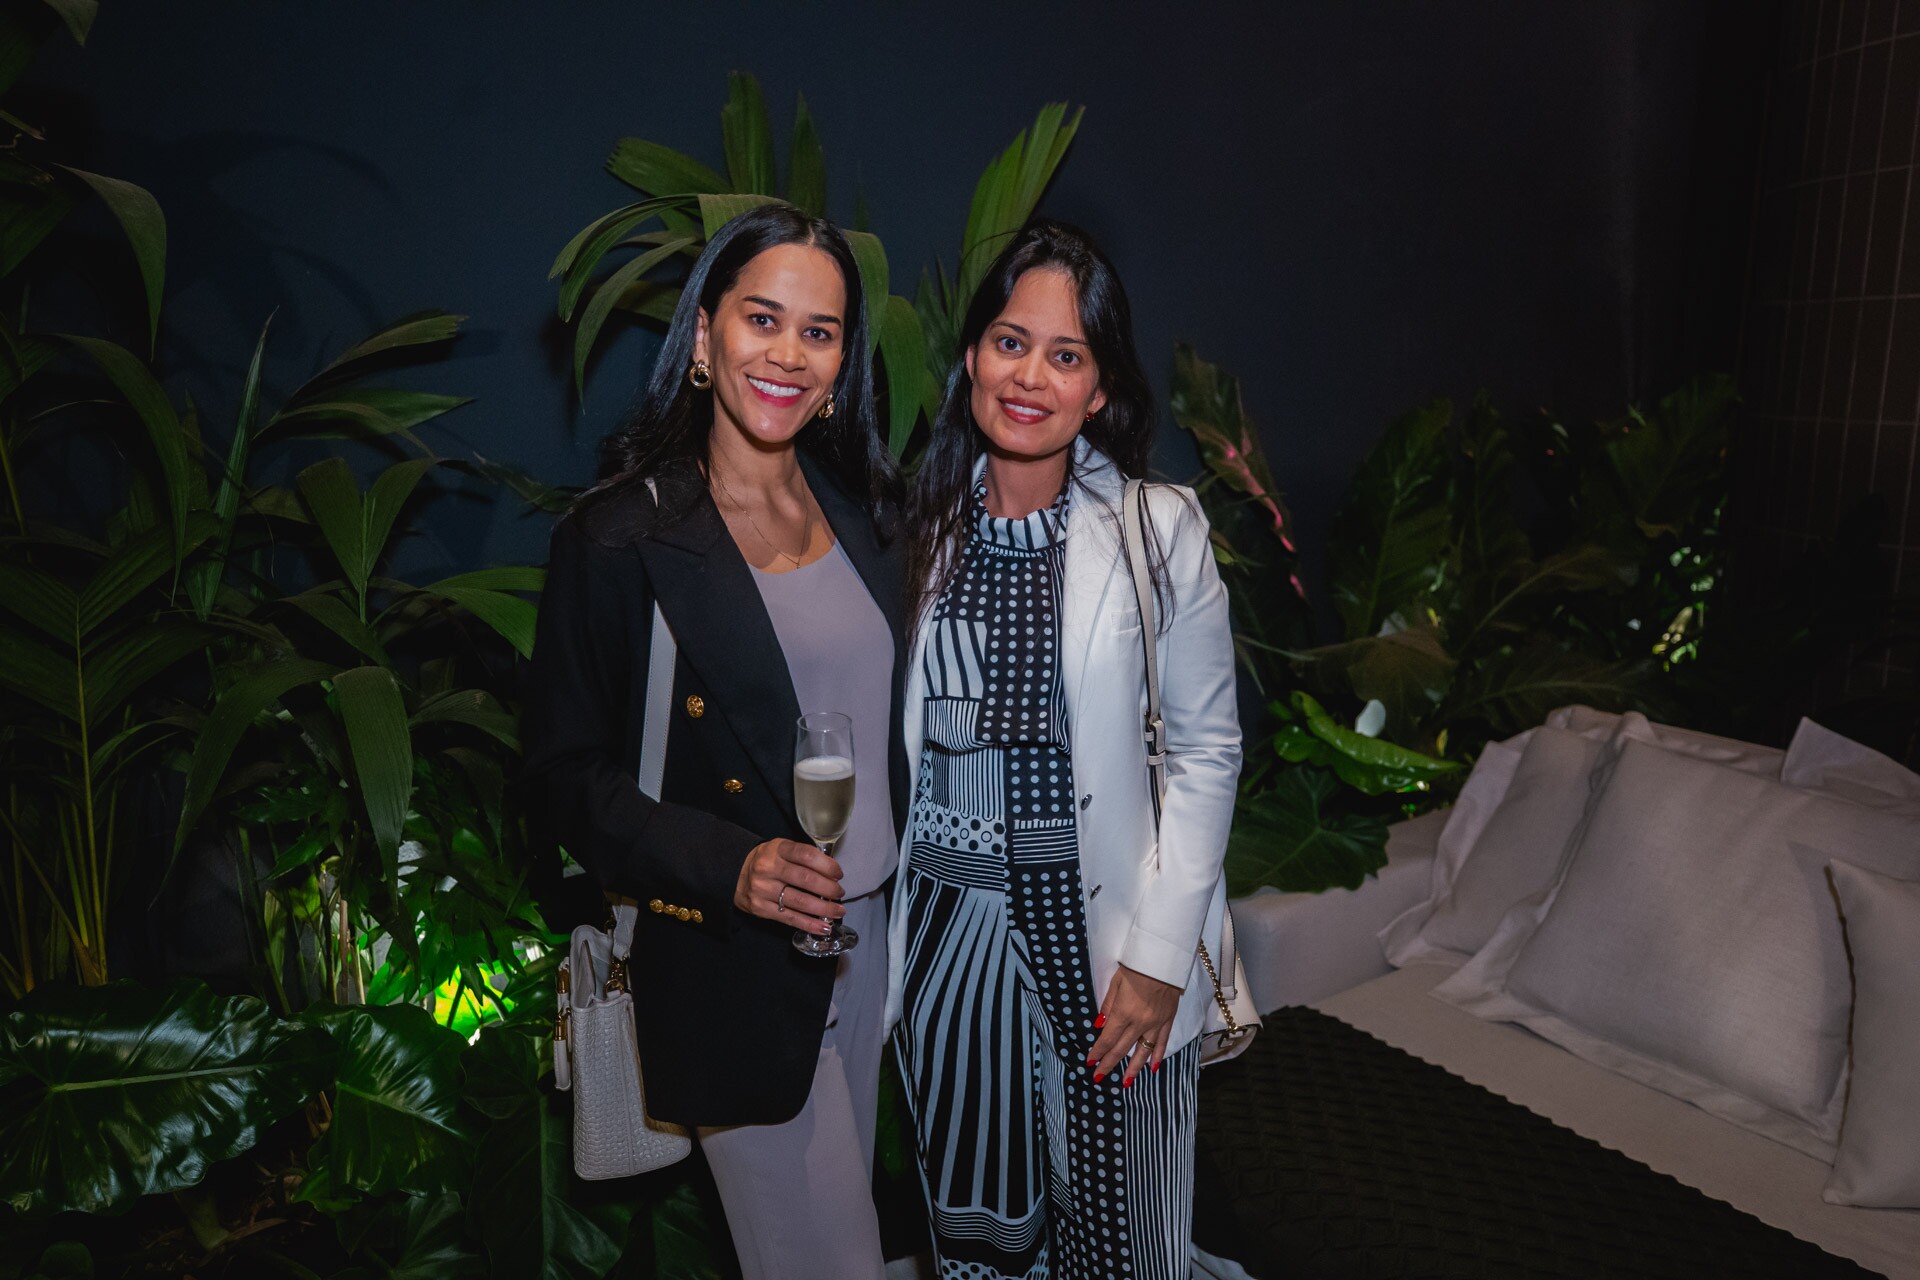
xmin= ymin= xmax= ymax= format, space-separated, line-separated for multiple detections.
xmin=694 ymin=242 xmax=848 ymax=449
xmin=965 ymin=266 xmax=1107 ymax=466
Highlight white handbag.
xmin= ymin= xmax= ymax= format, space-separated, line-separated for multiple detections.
xmin=1120 ymin=478 xmax=1260 ymax=1066
xmin=551 ymin=578 xmax=694 ymax=1178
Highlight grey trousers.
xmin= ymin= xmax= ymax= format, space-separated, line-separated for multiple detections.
xmin=697 ymin=890 xmax=889 ymax=1280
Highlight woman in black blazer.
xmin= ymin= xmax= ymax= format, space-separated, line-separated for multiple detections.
xmin=523 ymin=205 xmax=906 ymax=1280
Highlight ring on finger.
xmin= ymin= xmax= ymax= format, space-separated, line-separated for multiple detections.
xmin=777 ymin=885 xmax=788 ymax=913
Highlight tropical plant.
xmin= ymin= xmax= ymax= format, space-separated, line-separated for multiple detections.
xmin=557 ymin=70 xmax=1082 ymax=459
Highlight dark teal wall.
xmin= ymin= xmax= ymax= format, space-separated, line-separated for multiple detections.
xmin=29 ymin=0 xmax=1767 ymax=604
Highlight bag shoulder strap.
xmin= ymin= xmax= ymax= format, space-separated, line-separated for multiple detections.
xmin=1120 ymin=478 xmax=1166 ymax=826
xmin=612 ymin=477 xmax=675 ymax=962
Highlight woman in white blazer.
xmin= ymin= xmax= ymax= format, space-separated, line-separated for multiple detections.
xmin=885 ymin=220 xmax=1244 ymax=1280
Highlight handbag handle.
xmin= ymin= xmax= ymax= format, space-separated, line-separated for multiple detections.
xmin=1119 ymin=480 xmax=1244 ymax=1042
xmin=606 ymin=479 xmax=677 ymax=966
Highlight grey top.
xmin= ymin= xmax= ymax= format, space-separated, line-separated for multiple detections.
xmin=750 ymin=539 xmax=898 ymax=898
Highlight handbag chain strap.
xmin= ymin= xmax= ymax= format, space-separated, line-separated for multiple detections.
xmin=1119 ymin=479 xmax=1243 ymax=1044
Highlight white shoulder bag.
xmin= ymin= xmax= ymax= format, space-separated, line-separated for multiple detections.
xmin=1120 ymin=478 xmax=1260 ymax=1066
xmin=552 ymin=481 xmax=693 ymax=1179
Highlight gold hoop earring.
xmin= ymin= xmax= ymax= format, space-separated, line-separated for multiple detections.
xmin=817 ymin=395 xmax=835 ymax=420
xmin=687 ymin=360 xmax=712 ymax=389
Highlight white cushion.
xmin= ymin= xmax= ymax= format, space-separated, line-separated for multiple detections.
xmin=1435 ymin=738 xmax=1920 ymax=1157
xmin=1784 ymin=718 xmax=1920 ymax=815
xmin=1380 ymin=708 xmax=1784 ymax=967
xmin=1824 ymin=859 xmax=1920 ymax=1208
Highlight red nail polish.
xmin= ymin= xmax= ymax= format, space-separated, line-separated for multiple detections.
xmin=1093 ymin=1071 xmax=1105 ymax=1083
xmin=1150 ymin=1060 xmax=1161 ymax=1073
xmin=1086 ymin=1055 xmax=1098 ymax=1068
xmin=1123 ymin=1075 xmax=1135 ymax=1088
xmin=1093 ymin=1013 xmax=1106 ymax=1029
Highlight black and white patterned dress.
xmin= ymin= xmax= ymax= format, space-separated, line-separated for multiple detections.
xmin=898 ymin=481 xmax=1200 ymax=1280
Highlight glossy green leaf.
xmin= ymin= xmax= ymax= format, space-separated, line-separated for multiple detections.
xmin=463 ymin=1028 xmax=633 ymax=1280
xmin=0 ymin=979 xmax=336 ymax=1216
xmin=83 ymin=619 xmax=213 ymax=727
xmin=173 ymin=653 xmax=343 ymax=854
xmin=62 ymin=335 xmax=193 ymax=567
xmin=189 ymin=317 xmax=270 ymax=619
xmin=424 ymin=587 xmax=539 ymax=659
xmin=363 ymin=457 xmax=438 ymax=577
xmin=410 ymin=688 xmax=519 ymax=751
xmin=0 ymin=623 xmax=76 ymax=719
xmin=0 ymin=563 xmax=76 ymax=641
xmin=315 ymin=312 xmax=464 ymax=381
xmin=720 ymin=71 xmax=776 ymax=195
xmin=300 ymin=1003 xmax=472 ymax=1197
xmin=1223 ymin=768 xmax=1391 ymax=896
xmin=555 ymin=198 xmax=688 ymax=320
xmin=332 ymin=1191 xmax=484 ymax=1279
xmin=956 ymin=103 xmax=1082 ymax=306
xmin=844 ymin=231 xmax=888 ymax=355
xmin=878 ymin=295 xmax=926 ymax=457
xmin=697 ymin=191 xmax=782 ymax=240
xmin=1270 ymin=691 xmax=1458 ymax=794
xmin=298 ymin=457 xmax=367 ymax=593
xmin=61 ymin=167 xmax=164 ymax=351
xmin=333 ymin=665 xmax=413 ymax=870
xmin=572 ymin=234 xmax=698 ymax=397
xmin=605 ymin=137 xmax=727 ymax=197
xmin=787 ymin=92 xmax=827 ymax=215
xmin=266 ymin=389 xmax=472 ymax=442
xmin=1327 ymin=399 xmax=1454 ymax=640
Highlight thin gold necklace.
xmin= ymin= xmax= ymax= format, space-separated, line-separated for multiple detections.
xmin=711 ymin=467 xmax=811 ymax=570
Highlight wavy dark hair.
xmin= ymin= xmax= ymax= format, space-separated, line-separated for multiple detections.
xmin=905 ymin=218 xmax=1168 ymax=623
xmin=570 ymin=203 xmax=892 ymax=531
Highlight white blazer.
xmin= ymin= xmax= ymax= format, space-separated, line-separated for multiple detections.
xmin=884 ymin=438 xmax=1246 ymax=1057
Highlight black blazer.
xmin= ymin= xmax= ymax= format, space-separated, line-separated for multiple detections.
xmin=521 ymin=452 xmax=909 ymax=1127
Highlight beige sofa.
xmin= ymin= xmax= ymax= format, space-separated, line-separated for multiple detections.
xmin=1226 ymin=710 xmax=1920 ymax=1280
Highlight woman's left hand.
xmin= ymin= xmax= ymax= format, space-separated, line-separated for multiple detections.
xmin=1086 ymin=965 xmax=1181 ymax=1085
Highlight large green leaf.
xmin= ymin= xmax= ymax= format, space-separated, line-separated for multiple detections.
xmin=786 ymin=92 xmax=827 ymax=216
xmin=1598 ymin=375 xmax=1737 ymax=538
xmin=331 ymin=1191 xmax=484 ymax=1280
xmin=955 ymin=102 xmax=1083 ymax=308
xmin=1327 ymin=399 xmax=1454 ymax=640
xmin=844 ymin=231 xmax=889 ymax=355
xmin=556 ymin=198 xmax=690 ymax=320
xmin=333 ymin=665 xmax=414 ymax=871
xmin=1223 ymin=767 xmax=1392 ymax=897
xmin=173 ymin=656 xmax=339 ymax=855
xmin=76 ymin=512 xmax=215 ymax=635
xmin=363 ymin=457 xmax=438 ymax=575
xmin=0 ymin=623 xmax=76 ymax=719
xmin=61 ymin=168 xmax=164 ymax=351
xmin=0 ymin=563 xmax=76 ymax=641
xmin=1440 ymin=643 xmax=1653 ymax=738
xmin=298 ymin=456 xmax=367 ymax=593
xmin=410 ymin=688 xmax=519 ymax=751
xmin=572 ymin=234 xmax=698 ymax=397
xmin=463 ymin=1028 xmax=633 ymax=1280
xmin=300 ymin=1004 xmax=472 ymax=1198
xmin=314 ymin=312 xmax=464 ymax=382
xmin=0 ymin=979 xmax=336 ymax=1216
xmin=266 ymin=388 xmax=473 ymax=442
xmin=189 ymin=317 xmax=270 ymax=619
xmin=285 ymin=589 xmax=390 ymax=664
xmin=1269 ymin=691 xmax=1458 ymax=794
xmin=720 ymin=71 xmax=776 ymax=195
xmin=697 ymin=191 xmax=782 ymax=240
xmin=63 ymin=335 xmax=193 ymax=566
xmin=1295 ymin=624 xmax=1457 ymax=741
xmin=38 ymin=0 xmax=95 ymax=44
xmin=605 ymin=138 xmax=727 ymax=197
xmin=877 ymin=295 xmax=927 ymax=457
xmin=83 ymin=618 xmax=214 ymax=727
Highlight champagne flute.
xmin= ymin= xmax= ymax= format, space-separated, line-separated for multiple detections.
xmin=792 ymin=712 xmax=857 ymax=957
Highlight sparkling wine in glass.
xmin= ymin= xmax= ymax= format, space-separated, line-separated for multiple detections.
xmin=793 ymin=712 xmax=857 ymax=956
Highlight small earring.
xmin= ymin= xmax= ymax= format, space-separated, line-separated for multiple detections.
xmin=817 ymin=396 xmax=835 ymax=420
xmin=688 ymin=360 xmax=712 ymax=389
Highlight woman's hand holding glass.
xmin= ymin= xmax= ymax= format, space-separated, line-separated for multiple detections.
xmin=734 ymin=838 xmax=844 ymax=932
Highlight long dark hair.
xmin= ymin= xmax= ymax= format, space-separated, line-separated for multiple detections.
xmin=571 ymin=203 xmax=892 ymax=533
xmin=905 ymin=218 xmax=1166 ymax=622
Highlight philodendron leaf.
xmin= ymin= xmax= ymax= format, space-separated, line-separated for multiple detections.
xmin=1223 ymin=767 xmax=1392 ymax=897
xmin=0 ymin=979 xmax=336 ymax=1216
xmin=1271 ymin=691 xmax=1459 ymax=795
xmin=463 ymin=1027 xmax=634 ymax=1280
xmin=332 ymin=1191 xmax=484 ymax=1280
xmin=299 ymin=1003 xmax=473 ymax=1198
